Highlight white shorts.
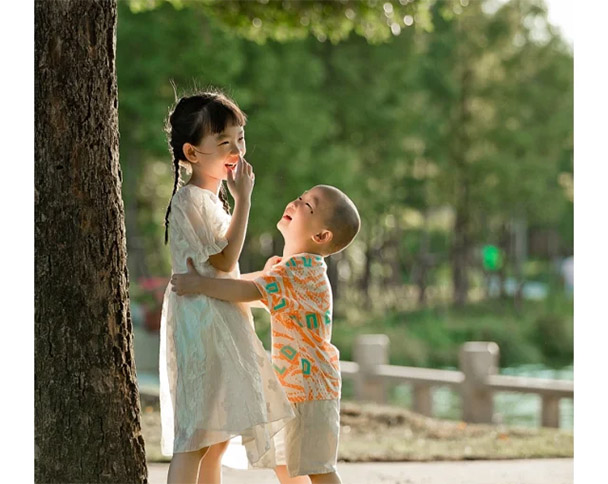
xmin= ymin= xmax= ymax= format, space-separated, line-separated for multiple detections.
xmin=255 ymin=399 xmax=340 ymax=477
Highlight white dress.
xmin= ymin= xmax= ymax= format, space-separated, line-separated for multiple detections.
xmin=159 ymin=184 xmax=294 ymax=463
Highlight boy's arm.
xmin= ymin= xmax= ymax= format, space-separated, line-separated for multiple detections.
xmin=171 ymin=258 xmax=262 ymax=302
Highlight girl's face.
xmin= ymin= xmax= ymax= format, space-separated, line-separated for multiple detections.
xmin=190 ymin=124 xmax=246 ymax=181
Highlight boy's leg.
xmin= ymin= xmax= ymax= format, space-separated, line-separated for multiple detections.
xmin=274 ymin=465 xmax=311 ymax=484
xmin=309 ymin=471 xmax=342 ymax=484
xmin=197 ymin=440 xmax=230 ymax=484
xmin=167 ymin=447 xmax=208 ymax=484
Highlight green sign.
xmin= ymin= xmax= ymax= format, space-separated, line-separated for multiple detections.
xmin=482 ymin=245 xmax=502 ymax=271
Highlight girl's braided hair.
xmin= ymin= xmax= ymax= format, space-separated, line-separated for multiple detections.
xmin=164 ymin=89 xmax=247 ymax=244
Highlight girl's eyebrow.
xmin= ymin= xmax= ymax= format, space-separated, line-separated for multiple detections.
xmin=216 ymin=130 xmax=245 ymax=140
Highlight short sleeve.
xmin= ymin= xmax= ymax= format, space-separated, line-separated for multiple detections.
xmin=253 ymin=264 xmax=293 ymax=313
xmin=170 ymin=188 xmax=229 ymax=263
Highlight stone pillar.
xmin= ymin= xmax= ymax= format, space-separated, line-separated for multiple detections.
xmin=354 ymin=334 xmax=389 ymax=403
xmin=541 ymin=395 xmax=560 ymax=428
xmin=413 ymin=383 xmax=433 ymax=416
xmin=459 ymin=342 xmax=499 ymax=423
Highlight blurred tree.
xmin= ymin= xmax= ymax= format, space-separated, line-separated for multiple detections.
xmin=411 ymin=0 xmax=572 ymax=306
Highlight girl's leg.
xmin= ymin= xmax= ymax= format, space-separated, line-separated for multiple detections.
xmin=309 ymin=471 xmax=342 ymax=484
xmin=167 ymin=447 xmax=208 ymax=484
xmin=197 ymin=440 xmax=230 ymax=484
xmin=274 ymin=466 xmax=312 ymax=484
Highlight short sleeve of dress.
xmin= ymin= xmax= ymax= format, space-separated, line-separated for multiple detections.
xmin=252 ymin=264 xmax=293 ymax=313
xmin=170 ymin=187 xmax=229 ymax=263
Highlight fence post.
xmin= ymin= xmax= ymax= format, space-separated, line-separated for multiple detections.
xmin=353 ymin=334 xmax=389 ymax=403
xmin=541 ymin=395 xmax=560 ymax=428
xmin=413 ymin=383 xmax=433 ymax=417
xmin=459 ymin=342 xmax=499 ymax=424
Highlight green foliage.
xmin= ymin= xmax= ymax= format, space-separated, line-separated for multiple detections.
xmin=126 ymin=0 xmax=434 ymax=43
xmin=331 ymin=296 xmax=572 ymax=369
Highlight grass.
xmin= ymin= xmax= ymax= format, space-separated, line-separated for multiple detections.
xmin=140 ymin=398 xmax=573 ymax=463
xmin=327 ymin=289 xmax=573 ymax=369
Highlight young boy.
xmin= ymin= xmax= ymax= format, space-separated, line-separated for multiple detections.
xmin=171 ymin=184 xmax=360 ymax=484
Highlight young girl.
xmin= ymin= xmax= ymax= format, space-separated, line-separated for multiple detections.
xmin=159 ymin=90 xmax=294 ymax=484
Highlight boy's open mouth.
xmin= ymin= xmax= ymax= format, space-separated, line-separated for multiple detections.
xmin=282 ymin=214 xmax=292 ymax=221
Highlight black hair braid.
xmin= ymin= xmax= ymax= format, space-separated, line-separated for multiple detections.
xmin=164 ymin=156 xmax=181 ymax=245
xmin=218 ymin=182 xmax=231 ymax=215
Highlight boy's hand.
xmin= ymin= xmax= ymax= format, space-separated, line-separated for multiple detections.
xmin=226 ymin=157 xmax=255 ymax=203
xmin=263 ymin=255 xmax=282 ymax=272
xmin=171 ymin=258 xmax=204 ymax=296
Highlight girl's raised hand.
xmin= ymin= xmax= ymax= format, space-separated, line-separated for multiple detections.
xmin=226 ymin=157 xmax=255 ymax=203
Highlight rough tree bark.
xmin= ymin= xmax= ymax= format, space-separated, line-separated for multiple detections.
xmin=35 ymin=1 xmax=147 ymax=482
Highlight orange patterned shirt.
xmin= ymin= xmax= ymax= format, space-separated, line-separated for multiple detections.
xmin=253 ymin=253 xmax=341 ymax=403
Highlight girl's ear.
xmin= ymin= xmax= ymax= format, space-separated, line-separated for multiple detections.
xmin=182 ymin=142 xmax=199 ymax=164
xmin=313 ymin=230 xmax=333 ymax=245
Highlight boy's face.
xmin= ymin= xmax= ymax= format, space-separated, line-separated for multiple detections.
xmin=277 ymin=186 xmax=334 ymax=249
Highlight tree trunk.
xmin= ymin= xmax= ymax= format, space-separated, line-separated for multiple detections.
xmin=450 ymin=65 xmax=473 ymax=307
xmin=35 ymin=1 xmax=147 ymax=482
xmin=451 ymin=204 xmax=470 ymax=307
xmin=360 ymin=243 xmax=373 ymax=308
xmin=498 ymin=222 xmax=509 ymax=299
xmin=416 ymin=225 xmax=430 ymax=307
xmin=512 ymin=216 xmax=527 ymax=311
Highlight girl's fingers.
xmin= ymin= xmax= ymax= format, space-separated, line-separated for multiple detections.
xmin=236 ymin=158 xmax=245 ymax=178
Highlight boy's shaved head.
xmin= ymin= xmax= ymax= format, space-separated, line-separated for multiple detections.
xmin=315 ymin=185 xmax=361 ymax=255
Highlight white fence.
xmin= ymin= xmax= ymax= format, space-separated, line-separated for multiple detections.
xmin=346 ymin=335 xmax=573 ymax=428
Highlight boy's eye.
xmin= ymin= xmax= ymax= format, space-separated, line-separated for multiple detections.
xmin=302 ymin=200 xmax=314 ymax=213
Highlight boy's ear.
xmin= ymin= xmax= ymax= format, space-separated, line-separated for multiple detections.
xmin=313 ymin=230 xmax=333 ymax=245
xmin=182 ymin=142 xmax=199 ymax=164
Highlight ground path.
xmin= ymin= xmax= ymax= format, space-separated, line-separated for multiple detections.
xmin=148 ymin=458 xmax=573 ymax=484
